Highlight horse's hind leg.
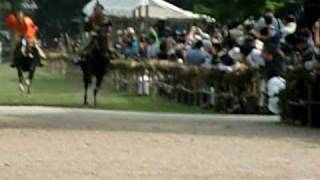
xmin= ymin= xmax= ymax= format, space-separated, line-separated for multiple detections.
xmin=94 ymin=74 xmax=105 ymax=106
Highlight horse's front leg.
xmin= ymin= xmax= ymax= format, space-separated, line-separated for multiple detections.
xmin=93 ymin=88 xmax=98 ymax=106
xmin=17 ymin=68 xmax=25 ymax=94
xmin=84 ymin=84 xmax=89 ymax=106
xmin=26 ymin=70 xmax=35 ymax=95
xmin=94 ymin=74 xmax=105 ymax=106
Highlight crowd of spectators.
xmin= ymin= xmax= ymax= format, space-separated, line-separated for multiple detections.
xmin=112 ymin=8 xmax=320 ymax=82
xmin=75 ymin=6 xmax=320 ymax=114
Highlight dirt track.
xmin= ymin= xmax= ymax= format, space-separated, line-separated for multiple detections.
xmin=0 ymin=106 xmax=319 ymax=180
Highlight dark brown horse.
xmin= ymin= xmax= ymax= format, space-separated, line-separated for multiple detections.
xmin=79 ymin=27 xmax=111 ymax=106
xmin=14 ymin=38 xmax=39 ymax=95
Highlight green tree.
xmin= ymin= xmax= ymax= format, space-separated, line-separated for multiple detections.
xmin=167 ymin=0 xmax=303 ymax=22
xmin=32 ymin=0 xmax=89 ymax=36
xmin=0 ymin=0 xmax=23 ymax=11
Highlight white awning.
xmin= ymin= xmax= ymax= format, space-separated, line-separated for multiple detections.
xmin=83 ymin=0 xmax=201 ymax=19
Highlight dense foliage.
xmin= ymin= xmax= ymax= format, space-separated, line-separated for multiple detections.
xmin=167 ymin=0 xmax=303 ymax=21
xmin=1 ymin=0 xmax=303 ymax=34
xmin=2 ymin=0 xmax=304 ymax=21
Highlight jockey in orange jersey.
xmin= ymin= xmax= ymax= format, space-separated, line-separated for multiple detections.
xmin=6 ymin=11 xmax=46 ymax=67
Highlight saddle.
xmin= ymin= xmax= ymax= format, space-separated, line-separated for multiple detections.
xmin=16 ymin=38 xmax=36 ymax=59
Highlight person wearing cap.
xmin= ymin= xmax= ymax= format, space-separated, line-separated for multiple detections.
xmin=6 ymin=10 xmax=46 ymax=67
xmin=124 ymin=27 xmax=139 ymax=59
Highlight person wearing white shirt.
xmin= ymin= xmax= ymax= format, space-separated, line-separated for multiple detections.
xmin=281 ymin=15 xmax=297 ymax=42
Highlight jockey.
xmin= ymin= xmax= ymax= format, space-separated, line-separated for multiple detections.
xmin=6 ymin=10 xmax=46 ymax=67
xmin=78 ymin=3 xmax=111 ymax=55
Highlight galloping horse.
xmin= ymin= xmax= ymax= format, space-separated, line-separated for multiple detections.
xmin=14 ymin=38 xmax=39 ymax=95
xmin=79 ymin=26 xmax=111 ymax=106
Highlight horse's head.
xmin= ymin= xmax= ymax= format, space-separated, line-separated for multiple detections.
xmin=15 ymin=38 xmax=39 ymax=60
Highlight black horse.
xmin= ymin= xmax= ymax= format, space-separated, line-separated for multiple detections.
xmin=14 ymin=38 xmax=39 ymax=95
xmin=79 ymin=28 xmax=111 ymax=106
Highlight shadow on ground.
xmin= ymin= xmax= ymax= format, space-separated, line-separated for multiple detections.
xmin=0 ymin=109 xmax=319 ymax=145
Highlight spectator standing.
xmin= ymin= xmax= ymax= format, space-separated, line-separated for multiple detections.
xmin=256 ymin=8 xmax=283 ymax=45
xmin=124 ymin=27 xmax=140 ymax=59
xmin=147 ymin=35 xmax=160 ymax=59
xmin=185 ymin=40 xmax=206 ymax=66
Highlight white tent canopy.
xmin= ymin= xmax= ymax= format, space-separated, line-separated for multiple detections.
xmin=83 ymin=0 xmax=201 ymax=20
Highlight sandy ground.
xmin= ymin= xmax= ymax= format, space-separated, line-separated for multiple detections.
xmin=0 ymin=106 xmax=319 ymax=180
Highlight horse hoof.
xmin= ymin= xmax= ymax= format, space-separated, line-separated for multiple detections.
xmin=19 ymin=84 xmax=25 ymax=92
xmin=26 ymin=80 xmax=31 ymax=86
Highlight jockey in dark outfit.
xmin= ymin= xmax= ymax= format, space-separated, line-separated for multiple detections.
xmin=78 ymin=3 xmax=112 ymax=56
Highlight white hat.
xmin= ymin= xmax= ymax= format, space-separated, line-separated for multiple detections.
xmin=228 ymin=47 xmax=241 ymax=60
xmin=117 ymin=30 xmax=123 ymax=35
xmin=127 ymin=27 xmax=135 ymax=34
xmin=255 ymin=39 xmax=264 ymax=50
